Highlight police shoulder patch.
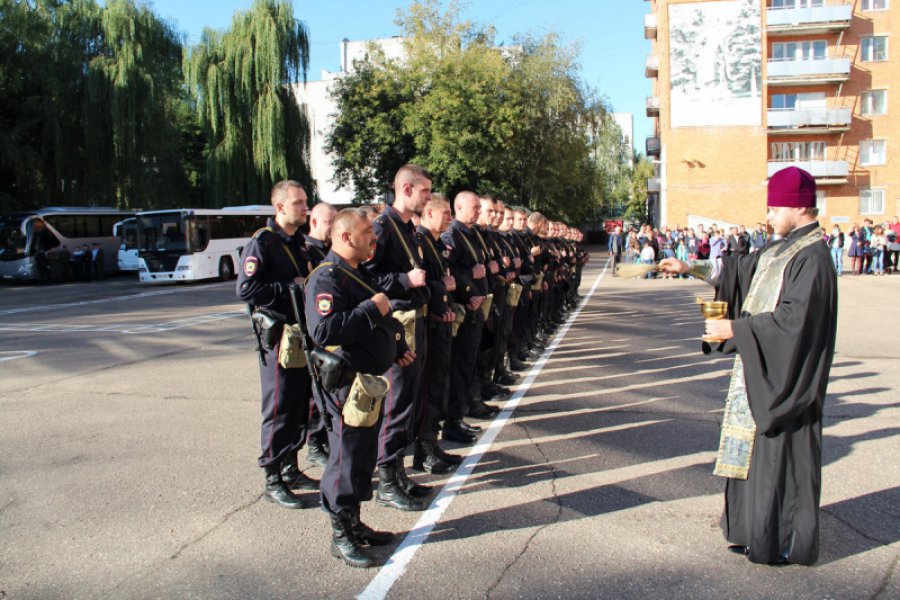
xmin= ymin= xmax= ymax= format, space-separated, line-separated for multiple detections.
xmin=243 ymin=256 xmax=259 ymax=276
xmin=316 ymin=293 xmax=333 ymax=316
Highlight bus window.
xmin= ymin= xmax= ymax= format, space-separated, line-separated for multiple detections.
xmin=187 ymin=216 xmax=210 ymax=252
xmin=0 ymin=215 xmax=28 ymax=261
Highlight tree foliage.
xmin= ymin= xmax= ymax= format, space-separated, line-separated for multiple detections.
xmin=325 ymin=0 xmax=632 ymax=223
xmin=0 ymin=0 xmax=197 ymax=212
xmin=184 ymin=0 xmax=314 ymax=204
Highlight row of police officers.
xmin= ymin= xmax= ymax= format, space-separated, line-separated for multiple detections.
xmin=237 ymin=167 xmax=588 ymax=567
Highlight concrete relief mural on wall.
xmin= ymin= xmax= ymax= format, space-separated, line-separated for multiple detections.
xmin=669 ymin=0 xmax=762 ymax=127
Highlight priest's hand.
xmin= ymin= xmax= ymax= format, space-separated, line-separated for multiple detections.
xmin=705 ymin=318 xmax=734 ymax=340
xmin=659 ymin=258 xmax=689 ymax=275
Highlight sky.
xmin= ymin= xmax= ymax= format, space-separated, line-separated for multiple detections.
xmin=148 ymin=0 xmax=654 ymax=152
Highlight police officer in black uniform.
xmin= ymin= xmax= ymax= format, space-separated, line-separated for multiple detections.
xmin=236 ymin=180 xmax=317 ymax=509
xmin=304 ymin=201 xmax=337 ymax=468
xmin=412 ymin=195 xmax=462 ymax=473
xmin=305 ymin=207 xmax=414 ymax=568
xmin=365 ymin=164 xmax=432 ymax=511
xmin=442 ymin=191 xmax=488 ymax=442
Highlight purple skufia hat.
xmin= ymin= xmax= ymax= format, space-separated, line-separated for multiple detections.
xmin=768 ymin=166 xmax=816 ymax=208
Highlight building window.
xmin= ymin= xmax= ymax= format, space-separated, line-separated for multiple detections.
xmin=859 ymin=189 xmax=885 ymax=215
xmin=859 ymin=140 xmax=887 ymax=165
xmin=861 ymin=90 xmax=888 ymax=115
xmin=771 ymin=141 xmax=826 ymax=161
xmin=771 ymin=94 xmax=797 ymax=110
xmin=861 ymin=0 xmax=888 ymax=11
xmin=816 ymin=191 xmax=826 ymax=216
xmin=772 ymin=41 xmax=827 ymax=61
xmin=861 ymin=37 xmax=889 ymax=62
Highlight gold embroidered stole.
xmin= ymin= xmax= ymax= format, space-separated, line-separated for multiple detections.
xmin=714 ymin=227 xmax=823 ymax=479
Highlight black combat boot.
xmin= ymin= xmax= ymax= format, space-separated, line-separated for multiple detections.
xmin=280 ymin=454 xmax=319 ymax=491
xmin=442 ymin=420 xmax=477 ymax=443
xmin=396 ymin=454 xmax=432 ymax=498
xmin=350 ymin=507 xmax=393 ymax=546
xmin=263 ymin=464 xmax=307 ymax=509
xmin=509 ymin=356 xmax=529 ymax=372
xmin=306 ymin=437 xmax=329 ymax=468
xmin=330 ymin=510 xmax=376 ymax=568
xmin=412 ymin=440 xmax=453 ymax=474
xmin=376 ymin=464 xmax=427 ymax=511
xmin=431 ymin=441 xmax=463 ymax=465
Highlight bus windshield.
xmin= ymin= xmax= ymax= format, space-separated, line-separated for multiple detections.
xmin=0 ymin=214 xmax=28 ymax=261
xmin=138 ymin=213 xmax=189 ymax=253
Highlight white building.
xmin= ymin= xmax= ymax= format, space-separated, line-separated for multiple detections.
xmin=293 ymin=37 xmax=406 ymax=205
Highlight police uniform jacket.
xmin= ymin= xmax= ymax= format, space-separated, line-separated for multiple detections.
xmin=441 ymin=219 xmax=488 ymax=304
xmin=305 ymin=251 xmax=408 ymax=376
xmin=237 ymin=218 xmax=310 ymax=324
xmin=510 ymin=230 xmax=537 ymax=286
xmin=305 ymin=236 xmax=330 ymax=268
xmin=365 ymin=205 xmax=430 ymax=312
xmin=472 ymin=225 xmax=499 ymax=294
xmin=416 ymin=226 xmax=452 ymax=317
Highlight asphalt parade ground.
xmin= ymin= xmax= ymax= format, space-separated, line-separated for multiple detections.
xmin=0 ymin=250 xmax=898 ymax=599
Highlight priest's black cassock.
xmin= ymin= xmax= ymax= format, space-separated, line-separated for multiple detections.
xmin=712 ymin=220 xmax=838 ymax=565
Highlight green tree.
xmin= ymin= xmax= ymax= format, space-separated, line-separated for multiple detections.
xmin=625 ymin=155 xmax=655 ymax=223
xmin=184 ymin=0 xmax=313 ymax=204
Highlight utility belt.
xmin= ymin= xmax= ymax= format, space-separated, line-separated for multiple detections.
xmin=391 ymin=306 xmax=427 ymax=353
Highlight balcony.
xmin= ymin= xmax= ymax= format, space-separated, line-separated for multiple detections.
xmin=644 ymin=14 xmax=657 ymax=40
xmin=646 ymin=136 xmax=661 ymax=156
xmin=766 ymin=58 xmax=851 ymax=86
xmin=645 ymin=55 xmax=659 ymax=78
xmin=647 ymin=177 xmax=661 ymax=193
xmin=767 ymin=160 xmax=849 ymax=184
xmin=767 ymin=108 xmax=852 ymax=135
xmin=767 ymin=4 xmax=852 ymax=37
xmin=646 ymin=96 xmax=660 ymax=117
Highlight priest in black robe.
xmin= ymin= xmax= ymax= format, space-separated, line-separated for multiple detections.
xmin=660 ymin=166 xmax=838 ymax=565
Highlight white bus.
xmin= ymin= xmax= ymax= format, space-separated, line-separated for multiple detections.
xmin=136 ymin=206 xmax=274 ymax=282
xmin=113 ymin=217 xmax=139 ymax=272
xmin=0 ymin=207 xmax=133 ymax=281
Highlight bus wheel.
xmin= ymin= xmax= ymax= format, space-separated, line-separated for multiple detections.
xmin=219 ymin=257 xmax=234 ymax=281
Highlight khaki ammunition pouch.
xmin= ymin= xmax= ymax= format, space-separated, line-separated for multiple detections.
xmin=277 ymin=324 xmax=308 ymax=369
xmin=451 ymin=303 xmax=467 ymax=337
xmin=506 ymin=283 xmax=523 ymax=307
xmin=392 ymin=309 xmax=417 ymax=353
xmin=530 ymin=272 xmax=545 ymax=291
xmin=342 ymin=373 xmax=390 ymax=428
xmin=479 ymin=293 xmax=494 ymax=321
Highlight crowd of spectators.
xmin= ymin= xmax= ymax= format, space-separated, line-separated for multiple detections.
xmin=609 ymin=216 xmax=900 ymax=278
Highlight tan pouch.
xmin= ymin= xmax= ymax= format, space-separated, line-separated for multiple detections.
xmin=392 ymin=308 xmax=417 ymax=353
xmin=530 ymin=272 xmax=545 ymax=291
xmin=278 ymin=324 xmax=308 ymax=369
xmin=506 ymin=283 xmax=523 ymax=307
xmin=479 ymin=293 xmax=494 ymax=321
xmin=342 ymin=373 xmax=390 ymax=427
xmin=451 ymin=303 xmax=467 ymax=337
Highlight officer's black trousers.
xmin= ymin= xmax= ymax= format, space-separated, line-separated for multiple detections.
xmin=319 ymin=383 xmax=377 ymax=515
xmin=416 ymin=320 xmax=452 ymax=442
xmin=377 ymin=316 xmax=427 ymax=466
xmin=509 ymin=289 xmax=530 ymax=353
xmin=257 ymin=343 xmax=312 ymax=468
xmin=448 ymin=308 xmax=484 ymax=421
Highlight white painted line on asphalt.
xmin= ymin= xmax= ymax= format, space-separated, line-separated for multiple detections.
xmin=358 ymin=260 xmax=611 ymax=600
xmin=0 ymin=282 xmax=229 ymax=316
xmin=0 ymin=350 xmax=38 ymax=362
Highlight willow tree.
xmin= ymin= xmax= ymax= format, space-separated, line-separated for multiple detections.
xmin=184 ymin=0 xmax=313 ymax=204
xmin=86 ymin=0 xmax=188 ymax=208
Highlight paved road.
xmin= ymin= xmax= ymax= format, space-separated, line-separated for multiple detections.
xmin=0 ymin=256 xmax=897 ymax=599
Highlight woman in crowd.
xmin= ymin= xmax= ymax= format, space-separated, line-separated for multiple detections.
xmin=848 ymin=224 xmax=864 ymax=275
